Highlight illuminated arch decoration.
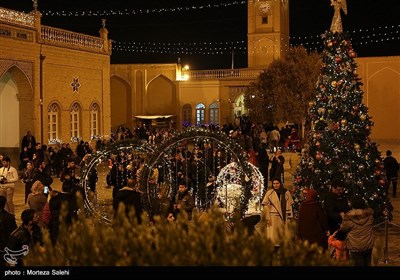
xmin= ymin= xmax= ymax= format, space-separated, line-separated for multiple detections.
xmin=80 ymin=138 xmax=155 ymax=225
xmin=139 ymin=127 xmax=256 ymax=219
xmin=216 ymin=161 xmax=264 ymax=217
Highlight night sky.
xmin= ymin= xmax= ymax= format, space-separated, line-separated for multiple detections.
xmin=1 ymin=0 xmax=399 ymax=69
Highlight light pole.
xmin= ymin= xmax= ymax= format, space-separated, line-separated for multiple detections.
xmin=177 ymin=58 xmax=189 ymax=81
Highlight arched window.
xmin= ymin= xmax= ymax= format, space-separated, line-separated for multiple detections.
xmin=70 ymin=103 xmax=81 ymax=140
xmin=182 ymin=104 xmax=192 ymax=126
xmin=90 ymin=103 xmax=100 ymax=139
xmin=48 ymin=103 xmax=59 ymax=142
xmin=209 ymin=102 xmax=219 ymax=125
xmin=196 ymin=103 xmax=205 ymax=126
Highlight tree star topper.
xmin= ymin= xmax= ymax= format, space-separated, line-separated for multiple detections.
xmin=71 ymin=77 xmax=81 ymax=93
xmin=330 ymin=0 xmax=347 ymax=33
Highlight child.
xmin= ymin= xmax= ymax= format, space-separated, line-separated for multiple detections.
xmin=328 ymin=230 xmax=348 ymax=261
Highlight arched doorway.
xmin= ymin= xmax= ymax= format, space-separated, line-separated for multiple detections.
xmin=0 ymin=65 xmax=33 ymax=162
xmin=110 ymin=75 xmax=132 ymax=129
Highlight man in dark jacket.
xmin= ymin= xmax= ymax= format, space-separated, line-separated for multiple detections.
xmin=0 ymin=196 xmax=17 ymax=265
xmin=323 ymin=182 xmax=350 ymax=234
xmin=6 ymin=209 xmax=41 ymax=266
xmin=49 ymin=181 xmax=78 ymax=244
xmin=113 ymin=178 xmax=143 ymax=224
xmin=383 ymin=150 xmax=399 ymax=198
xmin=32 ymin=159 xmax=53 ymax=187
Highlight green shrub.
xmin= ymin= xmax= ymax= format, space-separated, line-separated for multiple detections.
xmin=25 ymin=206 xmax=342 ymax=266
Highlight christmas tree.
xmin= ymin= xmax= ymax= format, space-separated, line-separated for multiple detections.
xmin=292 ymin=1 xmax=393 ymax=222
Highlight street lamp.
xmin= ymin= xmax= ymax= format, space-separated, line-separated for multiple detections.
xmin=177 ymin=58 xmax=189 ymax=81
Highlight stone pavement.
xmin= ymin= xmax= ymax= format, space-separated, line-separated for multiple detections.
xmin=9 ymin=140 xmax=400 ymax=266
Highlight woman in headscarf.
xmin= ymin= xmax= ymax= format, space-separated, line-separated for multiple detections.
xmin=297 ymin=188 xmax=329 ymax=249
xmin=261 ymin=177 xmax=294 ymax=247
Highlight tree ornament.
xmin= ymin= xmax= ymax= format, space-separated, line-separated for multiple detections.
xmin=317 ymin=107 xmax=326 ymax=115
xmin=379 ymin=179 xmax=386 ymax=186
xmin=293 ymin=28 xmax=394 ymax=222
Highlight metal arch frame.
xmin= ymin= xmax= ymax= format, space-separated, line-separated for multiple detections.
xmin=140 ymin=128 xmax=254 ymax=217
xmin=80 ymin=141 xmax=155 ymax=225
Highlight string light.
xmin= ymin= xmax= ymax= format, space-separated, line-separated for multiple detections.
xmin=110 ymin=25 xmax=399 ymax=55
xmin=39 ymin=1 xmax=248 ymax=17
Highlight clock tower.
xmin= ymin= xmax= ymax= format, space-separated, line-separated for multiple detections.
xmin=247 ymin=0 xmax=289 ymax=68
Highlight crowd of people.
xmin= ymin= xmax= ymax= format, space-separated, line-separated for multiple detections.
xmin=0 ymin=120 xmax=398 ymax=266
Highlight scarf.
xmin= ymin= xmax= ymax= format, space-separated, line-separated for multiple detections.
xmin=275 ymin=186 xmax=287 ymax=222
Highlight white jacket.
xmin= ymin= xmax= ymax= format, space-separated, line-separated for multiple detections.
xmin=0 ymin=166 xmax=19 ymax=187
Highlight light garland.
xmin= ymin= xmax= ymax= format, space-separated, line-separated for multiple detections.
xmin=70 ymin=136 xmax=82 ymax=143
xmin=110 ymin=25 xmax=400 ymax=55
xmin=38 ymin=1 xmax=247 ymax=17
xmin=48 ymin=138 xmax=63 ymax=145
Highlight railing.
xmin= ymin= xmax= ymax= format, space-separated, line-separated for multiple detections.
xmin=0 ymin=7 xmax=35 ymax=28
xmin=373 ymin=210 xmax=400 ymax=264
xmin=187 ymin=68 xmax=264 ymax=80
xmin=41 ymin=25 xmax=104 ymax=52
xmin=0 ymin=8 xmax=110 ymax=54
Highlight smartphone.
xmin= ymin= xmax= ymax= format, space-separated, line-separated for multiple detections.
xmin=44 ymin=186 xmax=49 ymax=194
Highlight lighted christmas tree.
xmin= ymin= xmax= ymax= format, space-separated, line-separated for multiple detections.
xmin=292 ymin=1 xmax=393 ymax=221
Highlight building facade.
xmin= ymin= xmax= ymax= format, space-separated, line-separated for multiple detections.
xmin=0 ymin=7 xmax=111 ymax=162
xmin=1 ymin=1 xmax=400 ymax=166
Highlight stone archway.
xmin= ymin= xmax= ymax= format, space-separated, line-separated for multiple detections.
xmin=110 ymin=75 xmax=132 ymax=129
xmin=0 ymin=64 xmax=33 ymax=162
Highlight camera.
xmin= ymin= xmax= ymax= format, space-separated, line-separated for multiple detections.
xmin=0 ymin=175 xmax=7 ymax=184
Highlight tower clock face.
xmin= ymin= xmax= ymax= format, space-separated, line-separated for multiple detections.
xmin=259 ymin=2 xmax=271 ymax=14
